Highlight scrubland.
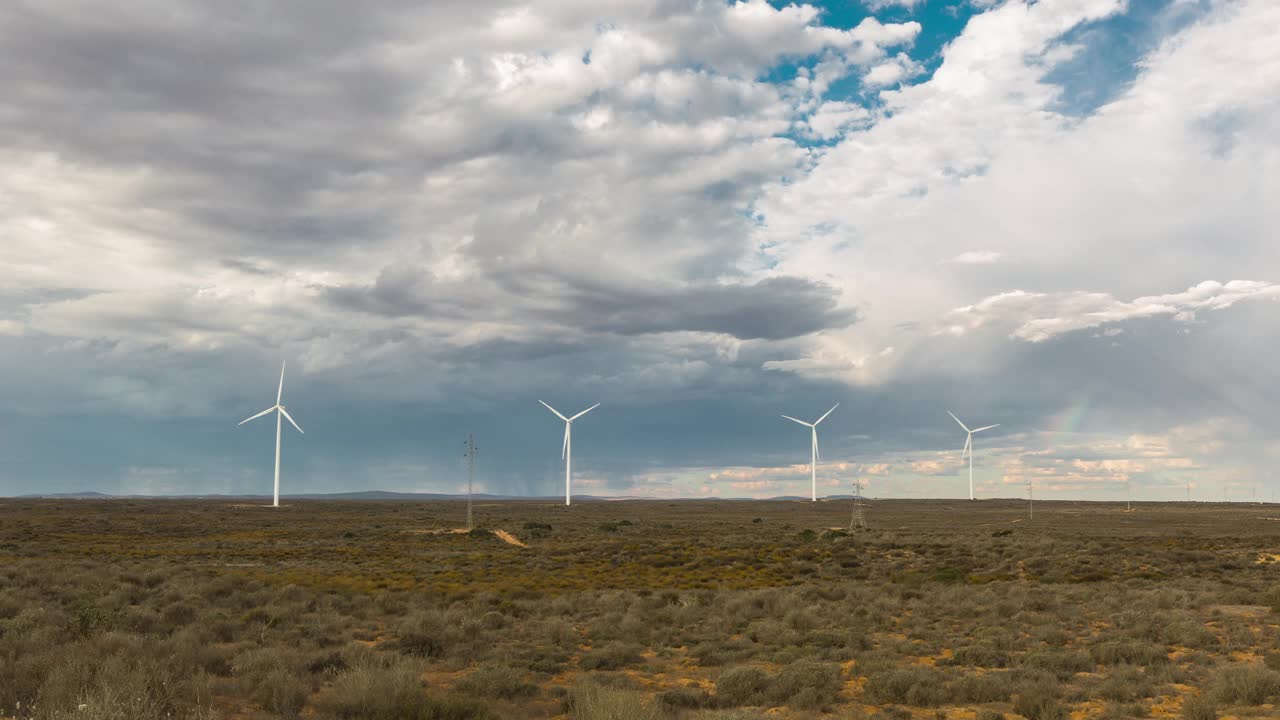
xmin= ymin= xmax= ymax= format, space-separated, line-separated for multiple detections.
xmin=2 ymin=498 xmax=1279 ymax=720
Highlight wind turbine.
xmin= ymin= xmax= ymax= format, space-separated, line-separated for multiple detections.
xmin=540 ymin=401 xmax=600 ymax=507
xmin=238 ymin=361 xmax=304 ymax=507
xmin=947 ymin=411 xmax=998 ymax=501
xmin=781 ymin=404 xmax=838 ymax=502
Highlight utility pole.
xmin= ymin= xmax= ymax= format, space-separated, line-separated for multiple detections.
xmin=1126 ymin=478 xmax=1131 ymax=512
xmin=464 ymin=434 xmax=478 ymax=531
xmin=1028 ymin=477 xmax=1033 ymax=520
xmin=849 ymin=476 xmax=867 ymax=530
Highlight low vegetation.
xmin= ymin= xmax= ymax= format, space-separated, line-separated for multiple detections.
xmin=1 ymin=498 xmax=1278 ymax=718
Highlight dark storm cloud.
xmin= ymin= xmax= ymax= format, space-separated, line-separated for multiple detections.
xmin=576 ymin=276 xmax=857 ymax=340
xmin=328 ymin=267 xmax=855 ymax=340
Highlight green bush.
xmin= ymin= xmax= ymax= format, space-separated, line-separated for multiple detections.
xmin=862 ymin=667 xmax=948 ymax=706
xmin=566 ymin=679 xmax=666 ymax=720
xmin=1021 ymin=649 xmax=1093 ymax=679
xmin=319 ymin=658 xmax=491 ymax=720
xmin=1212 ymin=664 xmax=1280 ymax=705
xmin=657 ymin=687 xmax=711 ymax=711
xmin=767 ymin=660 xmax=841 ymax=709
xmin=717 ymin=666 xmax=769 ymax=706
xmin=455 ymin=664 xmax=537 ymax=699
xmin=1012 ymin=676 xmax=1064 ymax=720
xmin=1089 ymin=639 xmax=1168 ymax=667
xmin=952 ymin=672 xmax=1013 ymax=703
xmin=948 ymin=643 xmax=1010 ymax=668
xmin=580 ymin=643 xmax=645 ymax=671
xmin=1181 ymin=692 xmax=1217 ymax=720
xmin=1096 ymin=665 xmax=1153 ymax=702
xmin=255 ymin=668 xmax=310 ymax=717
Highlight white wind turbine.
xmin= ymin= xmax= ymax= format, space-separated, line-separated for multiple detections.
xmin=238 ymin=361 xmax=304 ymax=507
xmin=540 ymin=401 xmax=600 ymax=507
xmin=948 ymin=411 xmax=998 ymax=501
xmin=781 ymin=404 xmax=838 ymax=502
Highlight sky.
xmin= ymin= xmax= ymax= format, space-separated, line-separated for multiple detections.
xmin=1 ymin=0 xmax=1278 ymax=501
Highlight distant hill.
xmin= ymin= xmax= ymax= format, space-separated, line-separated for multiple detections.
xmin=16 ymin=491 xmax=113 ymax=499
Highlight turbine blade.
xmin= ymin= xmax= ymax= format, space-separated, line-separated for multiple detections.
xmin=814 ymin=403 xmax=839 ymax=425
xmin=279 ymin=407 xmax=304 ymax=434
xmin=962 ymin=434 xmax=972 ymax=458
xmin=972 ymin=424 xmax=1000 ymax=433
xmin=540 ymin=400 xmax=569 ymax=422
xmin=277 ymin=360 xmax=286 ymax=405
xmin=569 ymin=403 xmax=601 ymax=421
xmin=781 ymin=415 xmax=813 ymax=427
xmin=812 ymin=430 xmax=820 ymax=461
xmin=947 ymin=411 xmax=971 ymax=433
xmin=238 ymin=406 xmax=277 ymax=426
xmin=562 ymin=424 xmax=570 ymax=459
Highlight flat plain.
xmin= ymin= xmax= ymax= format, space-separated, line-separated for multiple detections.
xmin=2 ymin=498 xmax=1279 ymax=720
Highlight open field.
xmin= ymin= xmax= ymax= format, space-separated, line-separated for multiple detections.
xmin=2 ymin=498 xmax=1280 ymax=720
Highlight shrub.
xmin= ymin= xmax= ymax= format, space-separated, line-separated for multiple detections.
xmin=566 ymin=679 xmax=666 ymax=720
xmin=1096 ymin=666 xmax=1153 ymax=702
xmin=863 ymin=667 xmax=948 ymax=706
xmin=393 ymin=612 xmax=449 ymax=658
xmin=1089 ymin=639 xmax=1168 ymax=667
xmin=717 ymin=666 xmax=769 ymax=706
xmin=1021 ymin=650 xmax=1092 ymax=679
xmin=952 ymin=672 xmax=1013 ymax=703
xmin=1181 ymin=693 xmax=1217 ymax=720
xmin=948 ymin=643 xmax=1010 ymax=668
xmin=307 ymin=650 xmax=349 ymax=676
xmin=455 ymin=664 xmax=537 ymax=699
xmin=319 ymin=658 xmax=491 ymax=720
xmin=1212 ymin=665 xmax=1280 ymax=705
xmin=767 ymin=660 xmax=841 ymax=709
xmin=255 ymin=668 xmax=310 ymax=717
xmin=1012 ymin=676 xmax=1065 ymax=720
xmin=580 ymin=643 xmax=644 ymax=671
xmin=657 ymin=687 xmax=711 ymax=711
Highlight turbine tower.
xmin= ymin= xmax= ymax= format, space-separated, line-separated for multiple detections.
xmin=947 ymin=411 xmax=998 ymax=501
xmin=540 ymin=401 xmax=600 ymax=506
xmin=781 ymin=404 xmax=838 ymax=502
xmin=238 ymin=361 xmax=304 ymax=507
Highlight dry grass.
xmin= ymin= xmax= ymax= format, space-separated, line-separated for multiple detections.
xmin=1 ymin=498 xmax=1278 ymax=719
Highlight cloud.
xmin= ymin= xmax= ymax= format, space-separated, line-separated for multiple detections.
xmin=329 ymin=272 xmax=857 ymax=341
xmin=952 ymin=250 xmax=1002 ymax=264
xmin=865 ymin=0 xmax=927 ymax=10
xmin=802 ymin=101 xmax=872 ymax=140
xmin=863 ymin=52 xmax=926 ymax=88
xmin=910 ymin=458 xmax=955 ymax=476
xmin=939 ymin=280 xmax=1280 ymax=342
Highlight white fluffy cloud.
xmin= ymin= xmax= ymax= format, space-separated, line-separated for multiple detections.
xmin=939 ymin=280 xmax=1280 ymax=342
xmin=865 ymin=0 xmax=927 ymax=10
